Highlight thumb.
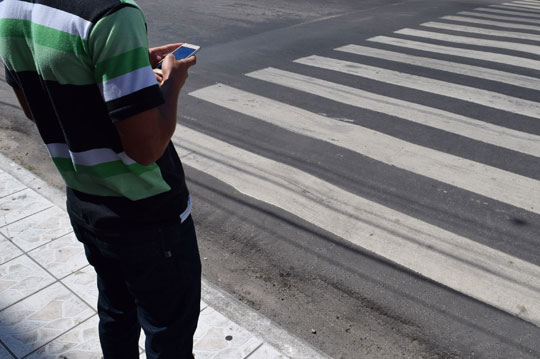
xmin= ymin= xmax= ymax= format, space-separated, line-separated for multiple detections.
xmin=182 ymin=55 xmax=197 ymax=68
xmin=160 ymin=53 xmax=176 ymax=77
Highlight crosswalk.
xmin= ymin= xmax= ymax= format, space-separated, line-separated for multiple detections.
xmin=335 ymin=44 xmax=540 ymax=90
xmin=293 ymin=55 xmax=540 ymax=117
xmin=473 ymin=6 xmax=540 ymax=18
xmin=173 ymin=0 xmax=540 ymax=328
xmin=498 ymin=2 xmax=540 ymax=11
xmin=491 ymin=3 xmax=540 ymax=12
xmin=440 ymin=14 xmax=540 ymax=31
xmin=394 ymin=27 xmax=540 ymax=55
xmin=368 ymin=35 xmax=540 ymax=69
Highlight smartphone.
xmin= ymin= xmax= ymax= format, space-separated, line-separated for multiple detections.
xmin=155 ymin=43 xmax=200 ymax=70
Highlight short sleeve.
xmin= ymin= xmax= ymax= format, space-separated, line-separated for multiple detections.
xmin=4 ymin=65 xmax=20 ymax=89
xmin=88 ymin=6 xmax=164 ymax=122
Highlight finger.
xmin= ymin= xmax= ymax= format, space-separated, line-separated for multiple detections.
xmin=149 ymin=55 xmax=162 ymax=68
xmin=148 ymin=51 xmax=163 ymax=67
xmin=159 ymin=53 xmax=176 ymax=76
xmin=163 ymin=53 xmax=176 ymax=64
xmin=155 ymin=43 xmax=183 ymax=55
xmin=149 ymin=43 xmax=183 ymax=65
xmin=181 ymin=55 xmax=197 ymax=67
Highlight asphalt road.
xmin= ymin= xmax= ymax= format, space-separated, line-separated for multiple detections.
xmin=2 ymin=0 xmax=540 ymax=358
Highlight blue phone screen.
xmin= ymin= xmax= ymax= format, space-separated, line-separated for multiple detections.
xmin=156 ymin=46 xmax=198 ymax=69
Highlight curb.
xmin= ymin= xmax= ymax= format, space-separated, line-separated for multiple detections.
xmin=0 ymin=151 xmax=331 ymax=359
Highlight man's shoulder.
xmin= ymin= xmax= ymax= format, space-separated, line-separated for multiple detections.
xmin=33 ymin=0 xmax=141 ymax=23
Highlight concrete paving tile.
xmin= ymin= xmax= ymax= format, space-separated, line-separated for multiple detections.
xmin=25 ymin=315 xmax=102 ymax=359
xmin=193 ymin=307 xmax=262 ymax=359
xmin=0 ymin=282 xmax=94 ymax=358
xmin=0 ymin=255 xmax=55 ymax=311
xmin=28 ymin=232 xmax=87 ymax=279
xmin=201 ymin=300 xmax=209 ymax=312
xmin=0 ymin=189 xmax=52 ymax=227
xmin=0 ymin=236 xmax=23 ymax=266
xmin=61 ymin=266 xmax=98 ymax=310
xmin=0 ymin=173 xmax=25 ymax=199
xmin=246 ymin=343 xmax=286 ymax=359
xmin=0 ymin=344 xmax=14 ymax=359
xmin=0 ymin=206 xmax=72 ymax=252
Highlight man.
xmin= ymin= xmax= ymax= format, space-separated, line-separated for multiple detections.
xmin=0 ymin=0 xmax=200 ymax=357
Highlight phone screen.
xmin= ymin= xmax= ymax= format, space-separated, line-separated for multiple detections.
xmin=155 ymin=45 xmax=199 ymax=69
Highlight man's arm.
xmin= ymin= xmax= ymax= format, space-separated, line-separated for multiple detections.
xmin=88 ymin=7 xmax=194 ymax=166
xmin=13 ymin=88 xmax=33 ymax=121
xmin=4 ymin=66 xmax=33 ymax=121
xmin=114 ymin=53 xmax=196 ymax=166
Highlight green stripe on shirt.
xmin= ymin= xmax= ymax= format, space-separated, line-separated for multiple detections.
xmin=0 ymin=18 xmax=86 ymax=55
xmin=94 ymin=47 xmax=149 ymax=82
xmin=89 ymin=6 xmax=149 ymax=67
xmin=52 ymin=157 xmax=171 ymax=200
xmin=0 ymin=38 xmax=95 ymax=85
xmin=52 ymin=157 xmax=159 ymax=177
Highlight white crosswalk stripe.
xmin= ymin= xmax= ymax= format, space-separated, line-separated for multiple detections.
xmin=519 ymin=0 xmax=540 ymax=5
xmin=336 ymin=44 xmax=540 ymax=91
xmin=473 ymin=7 xmax=540 ymax=18
xmin=441 ymin=15 xmax=540 ymax=31
xmin=490 ymin=4 xmax=540 ymax=13
xmin=458 ymin=10 xmax=540 ymax=23
xmin=395 ymin=28 xmax=540 ymax=55
xmin=294 ymin=55 xmax=540 ymax=119
xmin=368 ymin=35 xmax=540 ymax=70
xmin=421 ymin=21 xmax=540 ymax=41
xmin=513 ymin=1 xmax=540 ymax=8
xmin=184 ymin=3 xmax=540 ymax=330
xmin=500 ymin=2 xmax=540 ymax=10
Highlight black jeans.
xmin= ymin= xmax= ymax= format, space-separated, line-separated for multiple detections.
xmin=71 ymin=215 xmax=201 ymax=359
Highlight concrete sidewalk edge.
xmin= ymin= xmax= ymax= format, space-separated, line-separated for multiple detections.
xmin=0 ymin=152 xmax=66 ymax=209
xmin=201 ymin=280 xmax=332 ymax=359
xmin=0 ymin=151 xmax=331 ymax=359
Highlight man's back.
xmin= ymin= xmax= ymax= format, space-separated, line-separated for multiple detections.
xmin=0 ymin=0 xmax=191 ymax=231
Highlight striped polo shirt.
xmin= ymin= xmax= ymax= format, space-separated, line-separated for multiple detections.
xmin=0 ymin=0 xmax=191 ymax=231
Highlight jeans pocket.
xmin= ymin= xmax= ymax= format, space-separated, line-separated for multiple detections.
xmin=158 ymin=219 xmax=201 ymax=285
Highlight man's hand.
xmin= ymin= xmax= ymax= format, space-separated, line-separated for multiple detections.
xmin=149 ymin=43 xmax=183 ymax=82
xmin=115 ymin=45 xmax=197 ymax=166
xmin=149 ymin=43 xmax=183 ymax=67
xmin=159 ymin=53 xmax=197 ymax=92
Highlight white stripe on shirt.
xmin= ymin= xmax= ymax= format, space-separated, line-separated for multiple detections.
xmin=0 ymin=0 xmax=92 ymax=39
xmin=99 ymin=66 xmax=157 ymax=102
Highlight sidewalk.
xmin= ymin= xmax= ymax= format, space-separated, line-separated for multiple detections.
xmin=0 ymin=153 xmax=329 ymax=359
